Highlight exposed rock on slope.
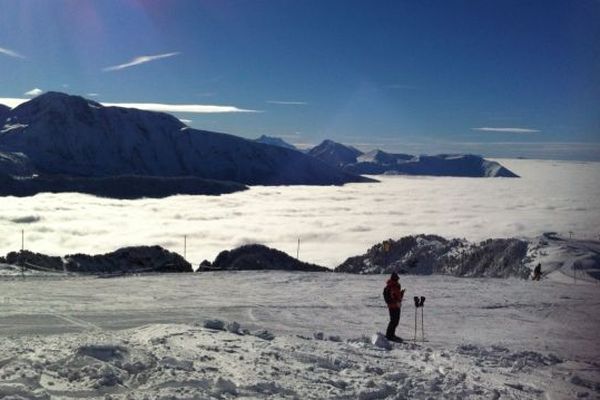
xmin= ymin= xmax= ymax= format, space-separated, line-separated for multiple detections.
xmin=201 ymin=244 xmax=329 ymax=272
xmin=335 ymin=234 xmax=530 ymax=278
xmin=0 ymin=92 xmax=371 ymax=186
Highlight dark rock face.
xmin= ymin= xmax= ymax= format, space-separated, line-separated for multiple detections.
xmin=5 ymin=250 xmax=64 ymax=272
xmin=335 ymin=235 xmax=530 ymax=278
xmin=203 ymin=244 xmax=329 ymax=272
xmin=65 ymin=246 xmax=192 ymax=274
xmin=0 ymin=174 xmax=247 ymax=199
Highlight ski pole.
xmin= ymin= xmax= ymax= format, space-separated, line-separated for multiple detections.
xmin=420 ymin=296 xmax=426 ymax=341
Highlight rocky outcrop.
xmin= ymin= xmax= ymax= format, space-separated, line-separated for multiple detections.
xmin=3 ymin=246 xmax=192 ymax=274
xmin=65 ymin=246 xmax=192 ymax=274
xmin=335 ymin=234 xmax=530 ymax=278
xmin=201 ymin=244 xmax=329 ymax=272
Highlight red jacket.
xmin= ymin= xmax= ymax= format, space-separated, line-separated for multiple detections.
xmin=386 ymin=279 xmax=404 ymax=309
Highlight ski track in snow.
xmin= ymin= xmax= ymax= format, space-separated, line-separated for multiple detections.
xmin=0 ymin=272 xmax=599 ymax=399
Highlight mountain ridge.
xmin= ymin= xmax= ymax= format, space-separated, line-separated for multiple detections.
xmin=0 ymin=93 xmax=373 ymax=187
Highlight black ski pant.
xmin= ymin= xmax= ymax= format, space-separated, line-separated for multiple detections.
xmin=386 ymin=307 xmax=400 ymax=339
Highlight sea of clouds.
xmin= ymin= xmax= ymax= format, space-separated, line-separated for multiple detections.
xmin=1 ymin=159 xmax=598 ymax=268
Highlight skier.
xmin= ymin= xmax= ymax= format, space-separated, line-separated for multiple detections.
xmin=383 ymin=272 xmax=405 ymax=342
xmin=532 ymin=263 xmax=542 ymax=281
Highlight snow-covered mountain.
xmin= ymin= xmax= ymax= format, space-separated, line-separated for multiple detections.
xmin=0 ymin=92 xmax=371 ymax=186
xmin=254 ymin=135 xmax=297 ymax=150
xmin=346 ymin=153 xmax=519 ymax=177
xmin=308 ymin=139 xmax=364 ymax=167
xmin=308 ymin=140 xmax=518 ymax=177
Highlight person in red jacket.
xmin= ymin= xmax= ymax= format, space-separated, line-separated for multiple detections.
xmin=384 ymin=272 xmax=405 ymax=342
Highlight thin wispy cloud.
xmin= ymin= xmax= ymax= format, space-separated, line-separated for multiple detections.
xmin=266 ymin=100 xmax=308 ymax=105
xmin=472 ymin=127 xmax=540 ymax=134
xmin=24 ymin=88 xmax=43 ymax=97
xmin=103 ymin=52 xmax=180 ymax=71
xmin=0 ymin=46 xmax=25 ymax=59
xmin=0 ymin=98 xmax=258 ymax=113
xmin=103 ymin=102 xmax=258 ymax=113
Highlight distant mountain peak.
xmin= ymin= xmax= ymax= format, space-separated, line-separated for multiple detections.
xmin=308 ymin=139 xmax=364 ymax=167
xmin=255 ymin=135 xmax=296 ymax=150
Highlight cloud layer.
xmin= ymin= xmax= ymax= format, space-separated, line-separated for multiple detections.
xmin=472 ymin=127 xmax=540 ymax=133
xmin=103 ymin=52 xmax=180 ymax=71
xmin=1 ymin=159 xmax=597 ymax=269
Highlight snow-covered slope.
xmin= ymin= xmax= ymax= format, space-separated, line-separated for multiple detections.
xmin=525 ymin=232 xmax=600 ymax=283
xmin=0 ymin=92 xmax=370 ymax=186
xmin=254 ymin=134 xmax=297 ymax=150
xmin=308 ymin=139 xmax=364 ymax=167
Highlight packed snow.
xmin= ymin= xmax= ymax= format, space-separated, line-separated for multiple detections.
xmin=0 ymin=272 xmax=598 ymax=399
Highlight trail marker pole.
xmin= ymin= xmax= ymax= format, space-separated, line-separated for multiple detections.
xmin=184 ymin=235 xmax=187 ymax=261
xmin=296 ymin=238 xmax=300 ymax=259
xmin=20 ymin=229 xmax=24 ymax=278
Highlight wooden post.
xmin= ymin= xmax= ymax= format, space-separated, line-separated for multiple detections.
xmin=296 ymin=238 xmax=300 ymax=260
xmin=184 ymin=235 xmax=187 ymax=261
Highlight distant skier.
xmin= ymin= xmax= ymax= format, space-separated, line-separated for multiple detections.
xmin=532 ymin=263 xmax=542 ymax=281
xmin=383 ymin=272 xmax=405 ymax=342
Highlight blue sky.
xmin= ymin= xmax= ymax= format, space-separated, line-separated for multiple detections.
xmin=0 ymin=0 xmax=598 ymax=160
